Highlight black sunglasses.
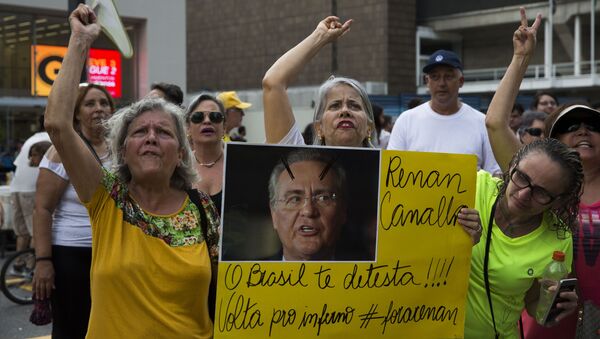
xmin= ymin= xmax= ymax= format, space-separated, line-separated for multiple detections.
xmin=190 ymin=111 xmax=224 ymax=124
xmin=554 ymin=118 xmax=600 ymax=134
xmin=524 ymin=127 xmax=543 ymax=137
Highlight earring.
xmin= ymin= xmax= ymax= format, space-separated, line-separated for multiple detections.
xmin=318 ymin=135 xmax=324 ymax=144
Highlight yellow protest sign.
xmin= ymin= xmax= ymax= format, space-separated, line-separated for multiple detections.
xmin=216 ymin=145 xmax=477 ymax=338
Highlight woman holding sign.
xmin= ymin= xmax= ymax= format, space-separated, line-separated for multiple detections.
xmin=472 ymin=8 xmax=582 ymax=338
xmin=44 ymin=5 xmax=219 ymax=338
xmin=263 ymin=16 xmax=484 ymax=247
xmin=262 ymin=16 xmax=377 ymax=147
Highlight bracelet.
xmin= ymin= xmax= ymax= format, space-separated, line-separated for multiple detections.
xmin=35 ymin=256 xmax=52 ymax=262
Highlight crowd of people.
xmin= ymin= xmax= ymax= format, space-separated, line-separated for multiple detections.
xmin=0 ymin=3 xmax=594 ymax=338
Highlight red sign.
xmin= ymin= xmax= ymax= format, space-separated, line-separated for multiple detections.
xmin=31 ymin=45 xmax=123 ymax=98
xmin=88 ymin=48 xmax=122 ymax=98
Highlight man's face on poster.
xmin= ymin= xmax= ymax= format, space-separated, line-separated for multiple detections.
xmin=270 ymin=160 xmax=346 ymax=261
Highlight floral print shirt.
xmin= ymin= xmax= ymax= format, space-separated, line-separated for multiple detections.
xmin=101 ymin=168 xmax=220 ymax=263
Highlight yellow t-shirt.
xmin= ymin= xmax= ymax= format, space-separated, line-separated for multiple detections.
xmin=464 ymin=171 xmax=572 ymax=339
xmin=84 ymin=170 xmax=220 ymax=338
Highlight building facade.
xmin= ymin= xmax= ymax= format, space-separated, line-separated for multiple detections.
xmin=417 ymin=0 xmax=600 ymax=105
xmin=0 ymin=0 xmax=186 ymax=147
xmin=0 ymin=1 xmax=597 ymax=145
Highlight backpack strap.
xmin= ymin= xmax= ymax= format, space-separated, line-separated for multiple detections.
xmin=186 ymin=188 xmax=218 ymax=321
xmin=78 ymin=132 xmax=104 ymax=166
xmin=484 ymin=196 xmax=500 ymax=339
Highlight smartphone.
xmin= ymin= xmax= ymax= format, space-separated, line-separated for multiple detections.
xmin=539 ymin=278 xmax=578 ymax=325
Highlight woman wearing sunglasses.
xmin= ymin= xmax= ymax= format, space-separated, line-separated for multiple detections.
xmin=517 ymin=111 xmax=547 ymax=145
xmin=524 ymin=104 xmax=600 ymax=338
xmin=467 ymin=8 xmax=582 ymax=338
xmin=185 ymin=94 xmax=226 ymax=213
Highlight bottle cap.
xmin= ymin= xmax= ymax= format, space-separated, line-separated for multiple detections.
xmin=552 ymin=251 xmax=565 ymax=261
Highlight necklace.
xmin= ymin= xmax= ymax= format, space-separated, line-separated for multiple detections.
xmin=194 ymin=151 xmax=223 ymax=168
xmin=496 ymin=200 xmax=540 ymax=237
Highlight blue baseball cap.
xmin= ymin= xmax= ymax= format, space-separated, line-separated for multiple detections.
xmin=423 ymin=50 xmax=463 ymax=73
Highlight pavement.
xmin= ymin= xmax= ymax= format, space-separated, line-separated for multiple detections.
xmin=0 ymin=251 xmax=51 ymax=339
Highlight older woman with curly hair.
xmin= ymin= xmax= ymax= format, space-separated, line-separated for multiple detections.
xmin=44 ymin=5 xmax=219 ymax=338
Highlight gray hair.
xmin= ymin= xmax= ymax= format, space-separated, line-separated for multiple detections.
xmin=268 ymin=149 xmax=347 ymax=207
xmin=185 ymin=93 xmax=225 ymax=123
xmin=312 ymin=76 xmax=377 ymax=147
xmin=105 ymin=98 xmax=198 ymax=189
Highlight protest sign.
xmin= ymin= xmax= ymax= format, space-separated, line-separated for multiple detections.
xmin=216 ymin=144 xmax=477 ymax=338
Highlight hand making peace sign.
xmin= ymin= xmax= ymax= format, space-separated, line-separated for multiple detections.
xmin=513 ymin=7 xmax=542 ymax=57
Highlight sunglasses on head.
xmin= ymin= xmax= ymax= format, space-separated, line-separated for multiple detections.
xmin=190 ymin=111 xmax=224 ymax=124
xmin=524 ymin=127 xmax=543 ymax=137
xmin=554 ymin=118 xmax=600 ymax=134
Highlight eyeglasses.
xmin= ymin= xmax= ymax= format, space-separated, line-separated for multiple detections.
xmin=190 ymin=111 xmax=224 ymax=124
xmin=510 ymin=168 xmax=559 ymax=205
xmin=538 ymin=100 xmax=557 ymax=107
xmin=554 ymin=119 xmax=600 ymax=134
xmin=524 ymin=127 xmax=543 ymax=137
xmin=275 ymin=193 xmax=338 ymax=210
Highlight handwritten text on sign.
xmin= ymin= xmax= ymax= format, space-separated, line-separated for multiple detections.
xmin=215 ymin=150 xmax=477 ymax=338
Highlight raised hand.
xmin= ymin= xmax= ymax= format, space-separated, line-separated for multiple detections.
xmin=314 ymin=16 xmax=353 ymax=45
xmin=513 ymin=7 xmax=542 ymax=57
xmin=68 ymin=4 xmax=101 ymax=46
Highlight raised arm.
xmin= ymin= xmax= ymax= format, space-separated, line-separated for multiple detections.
xmin=44 ymin=4 xmax=102 ymax=202
xmin=485 ymin=8 xmax=541 ymax=171
xmin=262 ymin=16 xmax=352 ymax=143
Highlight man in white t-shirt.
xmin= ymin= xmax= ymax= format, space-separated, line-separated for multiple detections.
xmin=9 ymin=116 xmax=50 ymax=258
xmin=388 ymin=50 xmax=500 ymax=173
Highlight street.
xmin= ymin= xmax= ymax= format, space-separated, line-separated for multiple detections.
xmin=0 ymin=252 xmax=50 ymax=339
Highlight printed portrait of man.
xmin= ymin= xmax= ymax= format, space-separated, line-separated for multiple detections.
xmin=267 ymin=149 xmax=348 ymax=261
xmin=220 ymin=144 xmax=378 ymax=262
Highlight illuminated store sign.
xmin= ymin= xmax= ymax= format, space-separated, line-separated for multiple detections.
xmin=31 ymin=44 xmax=122 ymax=98
xmin=31 ymin=45 xmax=66 ymax=97
xmin=89 ymin=48 xmax=122 ymax=98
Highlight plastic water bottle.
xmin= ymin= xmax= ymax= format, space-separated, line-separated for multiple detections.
xmin=535 ymin=251 xmax=569 ymax=324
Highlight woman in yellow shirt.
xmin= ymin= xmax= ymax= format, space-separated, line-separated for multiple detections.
xmin=44 ymin=5 xmax=219 ymax=338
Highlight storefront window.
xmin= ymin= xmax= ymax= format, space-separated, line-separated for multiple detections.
xmin=0 ymin=8 xmax=138 ymax=171
xmin=0 ymin=9 xmax=136 ymax=100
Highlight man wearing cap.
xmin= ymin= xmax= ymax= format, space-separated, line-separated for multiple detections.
xmin=217 ymin=91 xmax=252 ymax=142
xmin=388 ymin=50 xmax=500 ymax=173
